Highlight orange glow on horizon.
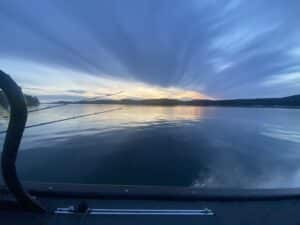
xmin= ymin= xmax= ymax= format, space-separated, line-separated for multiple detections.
xmin=0 ymin=58 xmax=211 ymax=101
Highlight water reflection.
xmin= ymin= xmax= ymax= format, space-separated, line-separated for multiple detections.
xmin=79 ymin=105 xmax=204 ymax=125
xmin=1 ymin=105 xmax=300 ymax=189
xmin=262 ymin=125 xmax=300 ymax=144
xmin=1 ymin=105 xmax=206 ymax=149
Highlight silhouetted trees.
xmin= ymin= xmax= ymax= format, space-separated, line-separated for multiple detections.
xmin=0 ymin=91 xmax=39 ymax=108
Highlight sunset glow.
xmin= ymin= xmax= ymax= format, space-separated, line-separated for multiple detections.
xmin=0 ymin=58 xmax=209 ymax=101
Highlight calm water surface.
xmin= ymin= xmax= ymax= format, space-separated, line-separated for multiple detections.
xmin=0 ymin=105 xmax=300 ymax=189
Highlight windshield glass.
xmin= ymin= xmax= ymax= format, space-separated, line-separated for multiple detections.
xmin=0 ymin=0 xmax=300 ymax=189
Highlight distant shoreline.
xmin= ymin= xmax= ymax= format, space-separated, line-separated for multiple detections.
xmin=43 ymin=103 xmax=300 ymax=110
xmin=48 ymin=94 xmax=300 ymax=109
xmin=0 ymin=91 xmax=40 ymax=108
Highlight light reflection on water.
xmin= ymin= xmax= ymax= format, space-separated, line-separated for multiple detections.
xmin=0 ymin=105 xmax=205 ymax=148
xmin=0 ymin=105 xmax=300 ymax=189
xmin=261 ymin=125 xmax=300 ymax=144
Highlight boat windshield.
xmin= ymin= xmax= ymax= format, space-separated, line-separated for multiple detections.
xmin=0 ymin=0 xmax=300 ymax=191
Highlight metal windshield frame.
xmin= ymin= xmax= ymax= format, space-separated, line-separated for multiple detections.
xmin=0 ymin=70 xmax=45 ymax=212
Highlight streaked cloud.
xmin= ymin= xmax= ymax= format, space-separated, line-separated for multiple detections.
xmin=66 ymin=90 xmax=87 ymax=95
xmin=262 ymin=73 xmax=300 ymax=87
xmin=0 ymin=0 xmax=300 ymax=99
xmin=0 ymin=58 xmax=208 ymax=101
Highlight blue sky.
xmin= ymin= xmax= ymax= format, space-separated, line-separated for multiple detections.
xmin=0 ymin=0 xmax=300 ymax=101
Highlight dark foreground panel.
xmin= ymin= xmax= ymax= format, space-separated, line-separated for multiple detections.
xmin=1 ymin=190 xmax=300 ymax=225
xmin=1 ymin=199 xmax=299 ymax=225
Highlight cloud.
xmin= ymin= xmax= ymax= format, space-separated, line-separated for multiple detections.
xmin=0 ymin=58 xmax=208 ymax=101
xmin=262 ymin=72 xmax=300 ymax=87
xmin=0 ymin=0 xmax=300 ymax=98
xmin=66 ymin=89 xmax=87 ymax=95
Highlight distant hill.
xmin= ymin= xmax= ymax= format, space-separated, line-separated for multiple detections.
xmin=54 ymin=95 xmax=300 ymax=108
xmin=0 ymin=91 xmax=40 ymax=108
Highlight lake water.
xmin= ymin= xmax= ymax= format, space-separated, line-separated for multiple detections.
xmin=0 ymin=105 xmax=300 ymax=189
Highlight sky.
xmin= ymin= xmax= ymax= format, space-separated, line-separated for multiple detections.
xmin=0 ymin=0 xmax=300 ymax=101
